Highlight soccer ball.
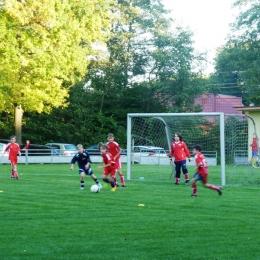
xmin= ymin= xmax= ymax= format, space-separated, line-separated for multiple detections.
xmin=90 ymin=184 xmax=100 ymax=193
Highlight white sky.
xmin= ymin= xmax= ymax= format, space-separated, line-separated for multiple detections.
xmin=162 ymin=0 xmax=237 ymax=74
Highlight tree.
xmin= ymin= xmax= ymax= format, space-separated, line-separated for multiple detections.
xmin=0 ymin=0 xmax=112 ymax=113
xmin=212 ymin=0 xmax=260 ymax=105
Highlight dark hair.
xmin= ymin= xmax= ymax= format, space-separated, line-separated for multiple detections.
xmin=107 ymin=133 xmax=114 ymax=137
xmin=193 ymin=144 xmax=202 ymax=152
xmin=10 ymin=135 xmax=16 ymax=139
xmin=100 ymin=144 xmax=108 ymax=150
xmin=97 ymin=142 xmax=104 ymax=150
xmin=175 ymin=132 xmax=182 ymax=141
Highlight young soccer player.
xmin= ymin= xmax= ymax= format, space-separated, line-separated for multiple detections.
xmin=2 ymin=135 xmax=21 ymax=179
xmin=106 ymin=133 xmax=126 ymax=187
xmin=169 ymin=132 xmax=192 ymax=185
xmin=250 ymin=133 xmax=259 ymax=168
xmin=97 ymin=144 xmax=118 ymax=191
xmin=70 ymin=144 xmax=101 ymax=190
xmin=191 ymin=144 xmax=222 ymax=197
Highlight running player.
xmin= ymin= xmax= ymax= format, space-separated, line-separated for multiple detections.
xmin=250 ymin=133 xmax=259 ymax=168
xmin=191 ymin=144 xmax=222 ymax=197
xmin=2 ymin=136 xmax=21 ymax=179
xmin=106 ymin=133 xmax=126 ymax=187
xmin=97 ymin=144 xmax=118 ymax=191
xmin=70 ymin=144 xmax=101 ymax=190
xmin=169 ymin=132 xmax=191 ymax=185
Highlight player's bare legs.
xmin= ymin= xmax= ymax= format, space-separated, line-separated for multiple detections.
xmin=191 ymin=176 xmax=222 ymax=196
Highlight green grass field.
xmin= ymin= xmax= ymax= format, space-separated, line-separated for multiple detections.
xmin=0 ymin=163 xmax=260 ymax=260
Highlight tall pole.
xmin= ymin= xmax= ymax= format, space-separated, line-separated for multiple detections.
xmin=15 ymin=105 xmax=22 ymax=144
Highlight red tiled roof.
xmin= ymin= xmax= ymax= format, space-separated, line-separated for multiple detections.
xmin=195 ymin=93 xmax=244 ymax=114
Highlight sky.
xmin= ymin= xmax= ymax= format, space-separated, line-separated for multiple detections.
xmin=162 ymin=0 xmax=237 ymax=74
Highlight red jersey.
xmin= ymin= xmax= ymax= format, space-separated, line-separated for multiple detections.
xmin=250 ymin=137 xmax=259 ymax=152
xmin=106 ymin=141 xmax=121 ymax=158
xmin=5 ymin=143 xmax=20 ymax=160
xmin=101 ymin=152 xmax=117 ymax=169
xmin=195 ymin=152 xmax=208 ymax=175
xmin=169 ymin=141 xmax=190 ymax=162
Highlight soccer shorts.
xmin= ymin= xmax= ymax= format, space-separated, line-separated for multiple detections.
xmin=252 ymin=151 xmax=258 ymax=157
xmin=115 ymin=158 xmax=121 ymax=169
xmin=103 ymin=167 xmax=116 ymax=178
xmin=78 ymin=165 xmax=93 ymax=175
xmin=193 ymin=173 xmax=208 ymax=184
xmin=10 ymin=157 xmax=18 ymax=166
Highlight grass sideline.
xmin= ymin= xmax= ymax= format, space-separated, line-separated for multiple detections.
xmin=0 ymin=163 xmax=259 ymax=260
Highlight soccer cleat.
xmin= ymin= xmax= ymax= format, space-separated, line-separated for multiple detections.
xmin=185 ymin=180 xmax=189 ymax=185
xmin=80 ymin=187 xmax=84 ymax=190
xmin=191 ymin=194 xmax=197 ymax=197
xmin=10 ymin=177 xmax=14 ymax=179
xmin=218 ymin=188 xmax=223 ymax=196
xmin=97 ymin=183 xmax=102 ymax=189
xmin=122 ymin=185 xmax=126 ymax=187
xmin=111 ymin=187 xmax=117 ymax=192
xmin=174 ymin=182 xmax=179 ymax=185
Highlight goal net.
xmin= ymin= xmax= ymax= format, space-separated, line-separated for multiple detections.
xmin=126 ymin=113 xmax=260 ymax=186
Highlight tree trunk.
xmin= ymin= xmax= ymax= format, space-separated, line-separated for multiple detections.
xmin=15 ymin=105 xmax=22 ymax=144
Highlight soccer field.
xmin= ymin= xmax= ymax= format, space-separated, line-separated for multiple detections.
xmin=0 ymin=164 xmax=259 ymax=260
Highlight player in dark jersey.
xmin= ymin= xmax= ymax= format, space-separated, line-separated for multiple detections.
xmin=191 ymin=144 xmax=222 ymax=197
xmin=70 ymin=144 xmax=101 ymax=190
xmin=2 ymin=135 xmax=21 ymax=179
xmin=97 ymin=144 xmax=118 ymax=191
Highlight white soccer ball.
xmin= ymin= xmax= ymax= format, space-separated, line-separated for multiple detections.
xmin=90 ymin=184 xmax=100 ymax=193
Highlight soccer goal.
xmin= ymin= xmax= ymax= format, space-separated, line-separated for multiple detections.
xmin=127 ymin=113 xmax=260 ymax=186
xmin=127 ymin=113 xmax=225 ymax=185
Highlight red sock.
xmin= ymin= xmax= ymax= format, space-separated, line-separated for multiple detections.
xmin=114 ymin=177 xmax=118 ymax=185
xmin=11 ymin=169 xmax=14 ymax=177
xmin=192 ymin=184 xmax=197 ymax=195
xmin=184 ymin=173 xmax=189 ymax=180
xmin=175 ymin=178 xmax=180 ymax=184
xmin=209 ymin=185 xmax=219 ymax=191
xmin=119 ymin=174 xmax=125 ymax=186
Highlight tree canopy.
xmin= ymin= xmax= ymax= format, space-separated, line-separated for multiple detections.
xmin=0 ymin=0 xmax=112 ymax=113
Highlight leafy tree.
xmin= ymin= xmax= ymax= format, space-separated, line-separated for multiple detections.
xmin=0 ymin=0 xmax=112 ymax=113
xmin=211 ymin=0 xmax=260 ymax=105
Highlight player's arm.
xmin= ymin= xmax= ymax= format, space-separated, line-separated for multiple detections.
xmin=70 ymin=156 xmax=77 ymax=170
xmin=85 ymin=162 xmax=90 ymax=170
xmin=114 ymin=146 xmax=121 ymax=160
xmin=183 ymin=143 xmax=192 ymax=161
xmin=2 ymin=145 xmax=9 ymax=157
xmin=18 ymin=146 xmax=21 ymax=156
xmin=169 ymin=143 xmax=174 ymax=159
xmin=97 ymin=163 xmax=111 ymax=169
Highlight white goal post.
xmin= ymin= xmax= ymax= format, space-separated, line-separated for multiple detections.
xmin=126 ymin=113 xmax=226 ymax=186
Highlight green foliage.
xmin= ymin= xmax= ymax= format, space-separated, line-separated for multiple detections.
xmin=0 ymin=0 xmax=112 ymax=113
xmin=211 ymin=0 xmax=260 ymax=105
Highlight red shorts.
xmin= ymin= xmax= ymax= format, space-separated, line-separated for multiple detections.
xmin=9 ymin=157 xmax=18 ymax=166
xmin=115 ymin=158 xmax=121 ymax=169
xmin=103 ymin=167 xmax=117 ymax=178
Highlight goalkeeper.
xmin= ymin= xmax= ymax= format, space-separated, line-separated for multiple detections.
xmin=169 ymin=132 xmax=192 ymax=185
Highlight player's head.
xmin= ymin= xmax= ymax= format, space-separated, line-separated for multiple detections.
xmin=253 ymin=133 xmax=257 ymax=138
xmin=174 ymin=132 xmax=182 ymax=141
xmin=26 ymin=140 xmax=30 ymax=144
xmin=192 ymin=144 xmax=202 ymax=155
xmin=100 ymin=144 xmax=108 ymax=154
xmin=76 ymin=144 xmax=84 ymax=153
xmin=107 ymin=133 xmax=114 ymax=142
xmin=97 ymin=142 xmax=104 ymax=151
xmin=10 ymin=135 xmax=16 ymax=143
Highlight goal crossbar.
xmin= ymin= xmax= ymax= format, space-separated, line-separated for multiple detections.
xmin=127 ymin=113 xmax=226 ymax=186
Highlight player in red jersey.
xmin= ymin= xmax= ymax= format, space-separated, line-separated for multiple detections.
xmin=97 ymin=144 xmax=118 ymax=191
xmin=250 ymin=133 xmax=259 ymax=168
xmin=106 ymin=133 xmax=126 ymax=187
xmin=169 ymin=132 xmax=192 ymax=185
xmin=2 ymin=136 xmax=21 ymax=179
xmin=191 ymin=144 xmax=222 ymax=197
